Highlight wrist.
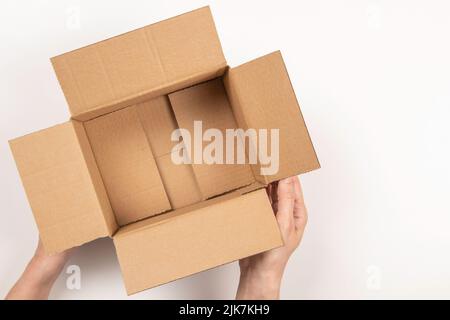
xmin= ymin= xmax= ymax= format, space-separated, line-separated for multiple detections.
xmin=27 ymin=255 xmax=63 ymax=286
xmin=5 ymin=257 xmax=56 ymax=300
xmin=237 ymin=267 xmax=283 ymax=300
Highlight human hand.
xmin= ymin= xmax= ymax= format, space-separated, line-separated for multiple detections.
xmin=236 ymin=176 xmax=308 ymax=299
xmin=5 ymin=238 xmax=75 ymax=300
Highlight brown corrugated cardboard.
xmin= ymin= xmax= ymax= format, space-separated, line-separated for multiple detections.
xmin=114 ymin=189 xmax=282 ymax=294
xmin=9 ymin=6 xmax=319 ymax=294
xmin=84 ymin=107 xmax=170 ymax=226
xmin=135 ymin=96 xmax=179 ymax=158
xmin=51 ymin=7 xmax=226 ymax=120
xmin=224 ymin=51 xmax=320 ymax=183
xmin=169 ymin=79 xmax=255 ymax=198
xmin=134 ymin=96 xmax=202 ymax=208
xmin=9 ymin=121 xmax=116 ymax=253
xmin=155 ymin=154 xmax=202 ymax=209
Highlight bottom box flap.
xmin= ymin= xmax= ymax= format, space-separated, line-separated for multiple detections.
xmin=113 ymin=188 xmax=282 ymax=295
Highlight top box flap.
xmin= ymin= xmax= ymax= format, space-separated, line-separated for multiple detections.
xmin=113 ymin=188 xmax=282 ymax=295
xmin=51 ymin=6 xmax=227 ymax=120
xmin=9 ymin=121 xmax=117 ymax=253
xmin=224 ymin=51 xmax=320 ymax=183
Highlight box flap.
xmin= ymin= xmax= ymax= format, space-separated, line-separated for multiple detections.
xmin=9 ymin=121 xmax=116 ymax=253
xmin=113 ymin=188 xmax=282 ymax=295
xmin=224 ymin=51 xmax=320 ymax=183
xmin=51 ymin=6 xmax=227 ymax=120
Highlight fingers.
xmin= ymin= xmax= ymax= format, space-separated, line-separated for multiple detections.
xmin=270 ymin=181 xmax=279 ymax=212
xmin=275 ymin=177 xmax=295 ymax=228
xmin=293 ymin=176 xmax=308 ymax=233
xmin=265 ymin=183 xmax=273 ymax=206
xmin=293 ymin=176 xmax=304 ymax=206
xmin=268 ymin=177 xmax=307 ymax=240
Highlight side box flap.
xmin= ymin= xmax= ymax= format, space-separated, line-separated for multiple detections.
xmin=113 ymin=189 xmax=282 ymax=295
xmin=51 ymin=6 xmax=227 ymax=120
xmin=224 ymin=51 xmax=320 ymax=183
xmin=9 ymin=121 xmax=117 ymax=253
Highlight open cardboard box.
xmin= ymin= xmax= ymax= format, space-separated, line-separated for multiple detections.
xmin=9 ymin=7 xmax=320 ymax=294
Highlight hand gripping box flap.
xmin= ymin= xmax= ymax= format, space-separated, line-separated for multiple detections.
xmin=113 ymin=188 xmax=282 ymax=295
xmin=51 ymin=6 xmax=227 ymax=120
xmin=224 ymin=51 xmax=320 ymax=183
xmin=9 ymin=121 xmax=117 ymax=253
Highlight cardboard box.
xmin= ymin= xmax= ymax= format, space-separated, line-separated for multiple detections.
xmin=9 ymin=7 xmax=320 ymax=294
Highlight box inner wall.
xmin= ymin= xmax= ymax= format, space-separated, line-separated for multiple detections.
xmin=84 ymin=77 xmax=256 ymax=226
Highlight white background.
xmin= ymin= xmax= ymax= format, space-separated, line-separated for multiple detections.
xmin=1 ymin=0 xmax=449 ymax=299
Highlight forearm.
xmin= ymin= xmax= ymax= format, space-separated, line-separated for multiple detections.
xmin=236 ymin=268 xmax=282 ymax=300
xmin=5 ymin=256 xmax=62 ymax=300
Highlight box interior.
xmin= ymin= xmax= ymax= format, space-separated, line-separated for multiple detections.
xmin=83 ymin=76 xmax=258 ymax=227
